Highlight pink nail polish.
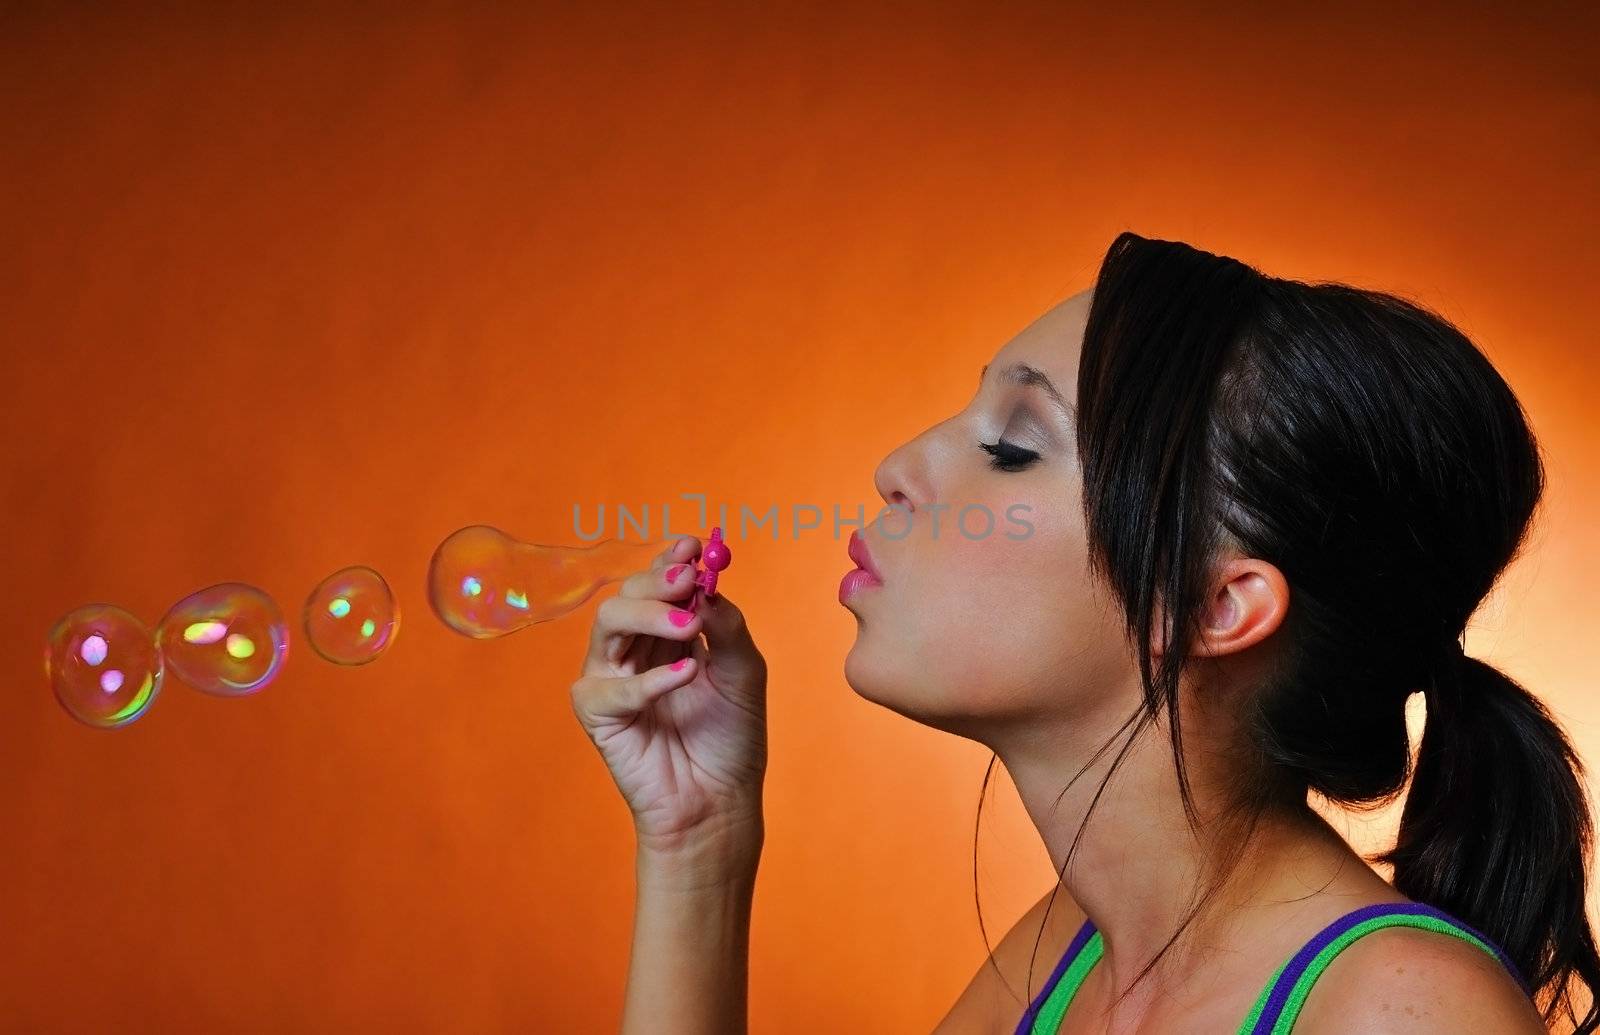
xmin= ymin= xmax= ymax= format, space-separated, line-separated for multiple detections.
xmin=670 ymin=657 xmax=691 ymax=671
xmin=668 ymin=608 xmax=695 ymax=627
xmin=666 ymin=564 xmax=686 ymax=583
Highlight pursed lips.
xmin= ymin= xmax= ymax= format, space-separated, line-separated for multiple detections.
xmin=847 ymin=529 xmax=884 ymax=582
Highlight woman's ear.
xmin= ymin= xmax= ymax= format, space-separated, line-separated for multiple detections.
xmin=1148 ymin=556 xmax=1290 ymax=660
xmin=1194 ymin=557 xmax=1289 ymax=659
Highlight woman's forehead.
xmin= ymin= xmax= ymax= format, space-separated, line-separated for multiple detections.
xmin=990 ymin=289 xmax=1090 ymax=388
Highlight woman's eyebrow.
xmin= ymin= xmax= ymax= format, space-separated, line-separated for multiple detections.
xmin=979 ymin=362 xmax=1076 ymax=420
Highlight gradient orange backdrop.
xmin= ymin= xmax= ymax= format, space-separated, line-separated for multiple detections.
xmin=3 ymin=4 xmax=1596 ymax=1032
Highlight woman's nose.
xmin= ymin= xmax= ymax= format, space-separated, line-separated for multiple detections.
xmin=873 ymin=433 xmax=933 ymax=516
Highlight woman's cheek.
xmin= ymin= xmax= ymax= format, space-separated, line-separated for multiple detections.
xmin=935 ymin=490 xmax=1076 ymax=587
xmin=916 ymin=496 xmax=1087 ymax=691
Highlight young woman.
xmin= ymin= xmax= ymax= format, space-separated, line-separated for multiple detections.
xmin=569 ymin=232 xmax=1598 ymax=1033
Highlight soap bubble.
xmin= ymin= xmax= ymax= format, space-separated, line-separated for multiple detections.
xmin=45 ymin=604 xmax=163 ymax=729
xmin=158 ymin=582 xmax=288 ymax=696
xmin=426 ymin=524 xmax=667 ymax=639
xmin=303 ymin=566 xmax=399 ymax=665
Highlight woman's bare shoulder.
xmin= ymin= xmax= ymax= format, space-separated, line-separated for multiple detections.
xmin=1288 ymin=925 xmax=1544 ymax=1035
xmin=931 ymin=887 xmax=1086 ymax=1035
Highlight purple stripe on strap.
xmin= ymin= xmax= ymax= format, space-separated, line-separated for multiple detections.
xmin=1248 ymin=902 xmax=1531 ymax=1034
xmin=1014 ymin=917 xmax=1098 ymax=1035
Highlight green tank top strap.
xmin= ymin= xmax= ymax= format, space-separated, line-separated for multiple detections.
xmin=1015 ymin=902 xmax=1529 ymax=1035
xmin=1235 ymin=902 xmax=1532 ymax=1034
xmin=1014 ymin=918 xmax=1102 ymax=1035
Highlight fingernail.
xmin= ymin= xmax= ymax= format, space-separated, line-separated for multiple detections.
xmin=670 ymin=657 xmax=691 ymax=671
xmin=665 ymin=564 xmax=686 ymax=583
xmin=668 ymin=608 xmax=695 ymax=627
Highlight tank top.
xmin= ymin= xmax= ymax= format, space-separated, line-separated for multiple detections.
xmin=1012 ymin=901 xmax=1532 ymax=1035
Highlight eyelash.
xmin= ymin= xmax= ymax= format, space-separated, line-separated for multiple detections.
xmin=979 ymin=439 xmax=1041 ymax=472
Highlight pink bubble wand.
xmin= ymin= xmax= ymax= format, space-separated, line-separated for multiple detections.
xmin=684 ymin=526 xmax=732 ymax=615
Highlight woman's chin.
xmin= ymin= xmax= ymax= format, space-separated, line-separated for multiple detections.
xmin=844 ymin=646 xmax=957 ymax=728
xmin=843 ymin=643 xmax=900 ymax=708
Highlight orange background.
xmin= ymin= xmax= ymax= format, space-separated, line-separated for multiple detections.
xmin=2 ymin=4 xmax=1596 ymax=1032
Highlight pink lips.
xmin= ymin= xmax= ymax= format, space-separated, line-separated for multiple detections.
xmin=840 ymin=530 xmax=884 ymax=604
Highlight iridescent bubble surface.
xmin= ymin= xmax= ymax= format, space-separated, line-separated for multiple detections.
xmin=45 ymin=603 xmax=163 ymax=729
xmin=303 ymin=566 xmax=399 ymax=665
xmin=426 ymin=525 xmax=670 ymax=639
xmin=158 ymin=582 xmax=289 ymax=696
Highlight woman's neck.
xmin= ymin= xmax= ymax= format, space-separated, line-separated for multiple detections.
xmin=991 ymin=691 xmax=1392 ymax=1021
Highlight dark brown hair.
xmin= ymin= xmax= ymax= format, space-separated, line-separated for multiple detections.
xmin=977 ymin=231 xmax=1597 ymax=1032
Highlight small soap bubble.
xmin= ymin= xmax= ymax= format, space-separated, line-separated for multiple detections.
xmin=45 ymin=604 xmax=163 ymax=729
xmin=303 ymin=566 xmax=399 ymax=666
xmin=158 ymin=582 xmax=289 ymax=696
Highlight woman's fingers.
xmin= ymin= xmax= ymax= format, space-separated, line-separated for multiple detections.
xmin=571 ymin=655 xmax=699 ymax=725
xmin=584 ymin=594 xmax=705 ymax=673
xmin=578 ymin=534 xmax=710 ymax=677
xmin=652 ymin=535 xmax=700 ymax=572
xmin=619 ymin=550 xmax=702 ymax=603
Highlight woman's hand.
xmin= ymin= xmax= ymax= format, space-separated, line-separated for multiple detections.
xmin=570 ymin=534 xmax=768 ymax=863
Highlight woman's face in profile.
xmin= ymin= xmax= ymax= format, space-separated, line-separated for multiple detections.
xmin=841 ymin=289 xmax=1135 ymax=740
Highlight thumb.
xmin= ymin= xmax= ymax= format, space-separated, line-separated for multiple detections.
xmin=694 ymin=589 xmax=766 ymax=689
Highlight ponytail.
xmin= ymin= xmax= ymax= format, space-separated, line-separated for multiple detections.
xmin=1375 ymin=641 xmax=1600 ymax=1030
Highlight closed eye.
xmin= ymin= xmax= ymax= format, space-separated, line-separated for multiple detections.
xmin=979 ymin=439 xmax=1041 ymax=472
